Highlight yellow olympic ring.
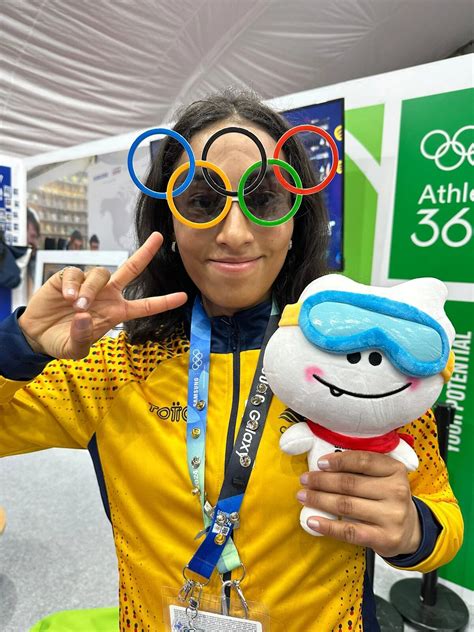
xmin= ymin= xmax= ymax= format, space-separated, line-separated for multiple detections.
xmin=166 ymin=160 xmax=234 ymax=230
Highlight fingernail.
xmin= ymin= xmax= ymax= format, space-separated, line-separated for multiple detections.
xmin=296 ymin=490 xmax=307 ymax=503
xmin=317 ymin=458 xmax=330 ymax=470
xmin=300 ymin=473 xmax=309 ymax=485
xmin=65 ymin=288 xmax=76 ymax=297
xmin=76 ymin=318 xmax=90 ymax=329
xmin=74 ymin=297 xmax=88 ymax=310
xmin=307 ymin=518 xmax=320 ymax=532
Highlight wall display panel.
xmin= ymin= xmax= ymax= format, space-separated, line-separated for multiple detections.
xmin=0 ymin=156 xmax=27 ymax=246
xmin=283 ymin=98 xmax=344 ymax=270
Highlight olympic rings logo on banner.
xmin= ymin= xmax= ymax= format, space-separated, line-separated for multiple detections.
xmin=127 ymin=124 xmax=339 ymax=228
xmin=420 ymin=125 xmax=474 ymax=172
xmin=191 ymin=349 xmax=203 ymax=370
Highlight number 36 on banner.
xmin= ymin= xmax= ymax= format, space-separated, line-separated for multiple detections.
xmin=410 ymin=207 xmax=472 ymax=248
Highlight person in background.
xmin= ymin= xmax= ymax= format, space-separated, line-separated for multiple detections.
xmin=89 ymin=234 xmax=100 ymax=250
xmin=26 ymin=209 xmax=41 ymax=299
xmin=27 ymin=209 xmax=41 ymax=253
xmin=67 ymin=230 xmax=83 ymax=250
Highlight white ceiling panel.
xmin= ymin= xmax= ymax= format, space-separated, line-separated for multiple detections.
xmin=0 ymin=0 xmax=472 ymax=157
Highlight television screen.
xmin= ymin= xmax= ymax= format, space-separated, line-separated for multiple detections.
xmin=282 ymin=98 xmax=344 ymax=270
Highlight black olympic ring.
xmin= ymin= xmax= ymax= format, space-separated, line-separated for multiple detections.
xmin=200 ymin=126 xmax=267 ymax=197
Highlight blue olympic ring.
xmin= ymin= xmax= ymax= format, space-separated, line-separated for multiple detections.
xmin=127 ymin=128 xmax=195 ymax=199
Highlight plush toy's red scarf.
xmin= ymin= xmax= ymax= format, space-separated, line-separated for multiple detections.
xmin=305 ymin=420 xmax=414 ymax=452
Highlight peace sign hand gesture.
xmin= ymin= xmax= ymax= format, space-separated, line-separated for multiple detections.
xmin=18 ymin=233 xmax=187 ymax=360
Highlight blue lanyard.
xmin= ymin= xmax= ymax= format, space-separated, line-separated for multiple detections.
xmin=186 ymin=296 xmax=241 ymax=574
xmin=185 ymin=295 xmax=279 ymax=580
xmin=186 ymin=295 xmax=211 ymax=508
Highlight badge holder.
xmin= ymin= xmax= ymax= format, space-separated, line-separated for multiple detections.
xmin=162 ymin=565 xmax=270 ymax=631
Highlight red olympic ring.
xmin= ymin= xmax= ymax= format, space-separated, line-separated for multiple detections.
xmin=272 ymin=124 xmax=339 ymax=195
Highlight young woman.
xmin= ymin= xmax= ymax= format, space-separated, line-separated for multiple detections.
xmin=0 ymin=90 xmax=463 ymax=631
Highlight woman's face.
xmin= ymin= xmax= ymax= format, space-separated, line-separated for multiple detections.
xmin=171 ymin=120 xmax=294 ymax=317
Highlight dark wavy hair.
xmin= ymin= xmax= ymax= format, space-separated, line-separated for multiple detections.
xmin=125 ymin=88 xmax=329 ymax=344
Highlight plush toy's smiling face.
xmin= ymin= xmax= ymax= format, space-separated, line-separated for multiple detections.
xmin=309 ymin=350 xmax=413 ymax=400
xmin=264 ymin=326 xmax=445 ymax=435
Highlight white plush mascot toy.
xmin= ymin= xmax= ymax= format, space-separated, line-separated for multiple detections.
xmin=264 ymin=274 xmax=455 ymax=536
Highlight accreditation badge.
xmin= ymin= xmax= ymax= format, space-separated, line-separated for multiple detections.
xmin=169 ymin=605 xmax=263 ymax=631
xmin=162 ymin=586 xmax=270 ymax=631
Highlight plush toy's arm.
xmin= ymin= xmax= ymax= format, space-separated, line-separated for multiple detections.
xmin=387 ymin=439 xmax=419 ymax=472
xmin=279 ymin=422 xmax=314 ymax=455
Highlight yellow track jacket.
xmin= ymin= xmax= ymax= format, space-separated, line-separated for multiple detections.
xmin=0 ymin=301 xmax=464 ymax=631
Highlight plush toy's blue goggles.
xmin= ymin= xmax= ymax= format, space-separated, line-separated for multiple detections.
xmin=279 ymin=290 xmax=454 ymax=381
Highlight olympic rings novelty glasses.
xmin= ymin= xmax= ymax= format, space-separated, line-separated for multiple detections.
xmin=127 ymin=124 xmax=339 ymax=229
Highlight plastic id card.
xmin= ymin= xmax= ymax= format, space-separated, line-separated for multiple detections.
xmin=162 ymin=585 xmax=270 ymax=631
xmin=169 ymin=605 xmax=263 ymax=631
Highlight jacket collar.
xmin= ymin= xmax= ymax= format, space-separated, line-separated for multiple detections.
xmin=184 ymin=297 xmax=272 ymax=353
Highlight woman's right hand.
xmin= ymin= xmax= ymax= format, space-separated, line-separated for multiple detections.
xmin=18 ymin=232 xmax=187 ymax=360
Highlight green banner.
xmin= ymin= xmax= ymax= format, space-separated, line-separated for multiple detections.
xmin=389 ymin=88 xmax=473 ymax=283
xmin=439 ymin=300 xmax=474 ymax=589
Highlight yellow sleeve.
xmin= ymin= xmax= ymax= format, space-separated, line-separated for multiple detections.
xmin=389 ymin=408 xmax=464 ymax=573
xmin=0 ymin=334 xmax=125 ymax=457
